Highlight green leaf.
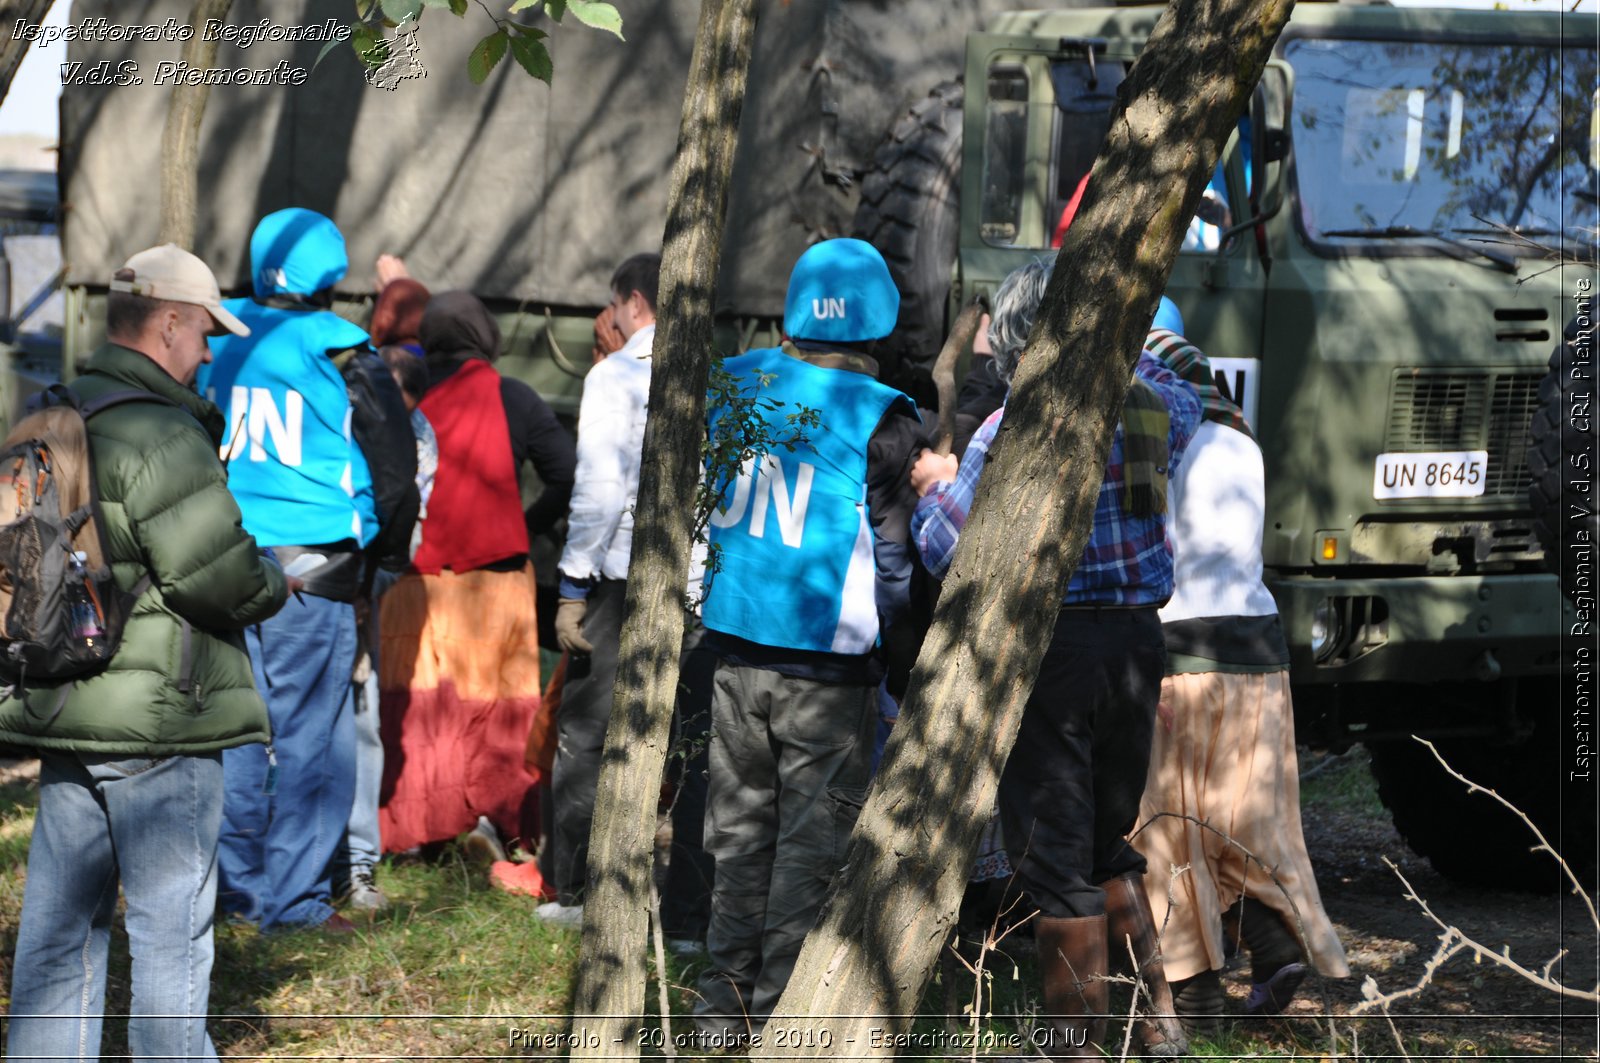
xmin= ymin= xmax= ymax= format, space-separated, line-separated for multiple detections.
xmin=351 ymin=24 xmax=389 ymax=68
xmin=507 ymin=32 xmax=553 ymax=83
xmin=417 ymin=0 xmax=454 ymax=7
xmin=312 ymin=33 xmax=347 ymax=72
xmin=508 ymin=0 xmax=541 ymax=11
xmin=508 ymin=22 xmax=548 ymax=39
xmin=448 ymin=0 xmax=468 ymax=13
xmin=355 ymin=0 xmax=380 ymax=20
xmin=564 ymin=0 xmax=623 ymax=38
xmin=544 ymin=0 xmax=567 ymax=18
xmin=380 ymin=0 xmax=424 ymax=23
xmin=468 ymin=29 xmax=509 ymax=84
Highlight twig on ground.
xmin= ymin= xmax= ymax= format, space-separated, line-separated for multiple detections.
xmin=945 ymin=879 xmax=1035 ymax=1058
xmin=1298 ymin=746 xmax=1359 ymax=783
xmin=1353 ymin=737 xmax=1600 ymax=1030
xmin=648 ymin=882 xmax=677 ymax=1057
xmin=1415 ymin=736 xmax=1598 ymax=928
xmin=1352 ymin=858 xmax=1599 ymax=1012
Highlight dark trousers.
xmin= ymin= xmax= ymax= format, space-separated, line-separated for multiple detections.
xmin=999 ymin=607 xmax=1165 ymax=919
xmin=694 ymin=665 xmax=876 ymax=1033
xmin=548 ymin=579 xmax=715 ymax=923
xmin=661 ymin=625 xmax=716 ymax=938
xmin=548 ymin=580 xmax=627 ymax=904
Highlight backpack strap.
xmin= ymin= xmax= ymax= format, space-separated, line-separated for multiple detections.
xmin=77 ymin=390 xmax=181 ymax=419
xmin=30 ymin=384 xmax=181 ymax=420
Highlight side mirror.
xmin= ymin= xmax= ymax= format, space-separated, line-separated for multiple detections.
xmin=1250 ymin=60 xmax=1294 ymax=218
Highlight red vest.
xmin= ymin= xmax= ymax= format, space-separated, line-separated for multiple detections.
xmin=413 ymin=360 xmax=530 ymax=574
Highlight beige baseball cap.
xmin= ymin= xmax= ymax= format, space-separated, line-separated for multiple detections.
xmin=109 ymin=244 xmax=250 ymax=337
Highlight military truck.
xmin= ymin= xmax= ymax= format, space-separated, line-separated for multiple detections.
xmin=45 ymin=1 xmax=1597 ymax=884
xmin=852 ymin=3 xmax=1595 ymax=887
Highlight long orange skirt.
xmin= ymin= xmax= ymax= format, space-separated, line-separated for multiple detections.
xmin=1135 ymin=670 xmax=1349 ymax=983
xmin=378 ymin=565 xmax=542 ymax=853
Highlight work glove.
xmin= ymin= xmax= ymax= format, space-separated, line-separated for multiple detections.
xmin=556 ymin=597 xmax=593 ymax=655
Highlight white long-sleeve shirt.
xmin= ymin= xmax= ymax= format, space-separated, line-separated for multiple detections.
xmin=558 ymin=323 xmax=654 ymax=587
xmin=1159 ymin=419 xmax=1281 ymax=623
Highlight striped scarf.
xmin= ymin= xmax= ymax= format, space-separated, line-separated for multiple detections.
xmin=1144 ymin=328 xmax=1254 ymax=440
xmin=1120 ymin=377 xmax=1170 ymax=518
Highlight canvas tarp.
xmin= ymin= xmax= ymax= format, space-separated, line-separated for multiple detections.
xmin=60 ymin=0 xmax=1012 ymax=314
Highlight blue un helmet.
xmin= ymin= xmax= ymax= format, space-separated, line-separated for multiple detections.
xmin=783 ymin=238 xmax=899 ymax=345
xmin=1152 ymin=295 xmax=1185 ymax=335
xmin=248 ymin=207 xmax=350 ymax=300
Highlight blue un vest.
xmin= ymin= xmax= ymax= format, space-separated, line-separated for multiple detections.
xmin=200 ymin=301 xmax=378 ymax=548
xmin=702 ymin=347 xmax=907 ymax=655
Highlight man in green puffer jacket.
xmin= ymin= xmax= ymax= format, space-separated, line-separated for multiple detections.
xmin=1 ymin=245 xmax=291 ymax=1063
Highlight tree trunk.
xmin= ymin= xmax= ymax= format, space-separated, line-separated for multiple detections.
xmin=159 ymin=0 xmax=232 ymax=250
xmin=568 ymin=0 xmax=758 ymax=1056
xmin=757 ymin=0 xmax=1295 ymax=1050
xmin=0 ymin=0 xmax=54 ymax=110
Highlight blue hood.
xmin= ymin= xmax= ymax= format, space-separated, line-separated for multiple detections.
xmin=249 ymin=208 xmax=349 ymax=299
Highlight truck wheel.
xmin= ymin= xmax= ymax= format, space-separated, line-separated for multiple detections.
xmin=852 ymin=80 xmax=964 ymax=388
xmin=1527 ymin=315 xmax=1595 ymax=604
xmin=1368 ymin=696 xmax=1595 ymax=891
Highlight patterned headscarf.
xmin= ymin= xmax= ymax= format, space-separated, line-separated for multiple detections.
xmin=1144 ymin=328 xmax=1253 ymax=440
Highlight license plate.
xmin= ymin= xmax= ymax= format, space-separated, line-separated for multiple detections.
xmin=1373 ymin=450 xmax=1488 ymax=499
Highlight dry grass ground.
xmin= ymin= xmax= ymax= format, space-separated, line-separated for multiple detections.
xmin=0 ymin=749 xmax=1593 ymax=1060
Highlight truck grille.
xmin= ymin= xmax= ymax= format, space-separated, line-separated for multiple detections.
xmin=1386 ymin=370 xmax=1542 ymax=500
xmin=1484 ymin=374 xmax=1541 ymax=496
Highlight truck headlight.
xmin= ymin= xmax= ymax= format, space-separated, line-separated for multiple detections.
xmin=1310 ymin=599 xmax=1341 ymax=662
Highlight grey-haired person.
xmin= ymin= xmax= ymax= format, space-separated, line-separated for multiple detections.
xmin=909 ymin=260 xmax=1199 ymax=1060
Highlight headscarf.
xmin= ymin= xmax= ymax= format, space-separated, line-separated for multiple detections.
xmin=420 ymin=290 xmax=502 ymax=364
xmin=1144 ymin=327 xmax=1253 ymax=440
xmin=371 ymin=277 xmax=431 ymax=355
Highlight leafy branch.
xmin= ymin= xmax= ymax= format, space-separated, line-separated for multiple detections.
xmin=689 ymin=364 xmax=820 ymax=607
xmin=337 ymin=0 xmax=622 ymax=86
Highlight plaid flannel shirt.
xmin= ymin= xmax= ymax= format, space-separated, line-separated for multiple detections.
xmin=910 ymin=351 xmax=1201 ymax=606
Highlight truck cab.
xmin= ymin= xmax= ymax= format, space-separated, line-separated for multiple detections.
xmin=941 ymin=3 xmax=1596 ymax=885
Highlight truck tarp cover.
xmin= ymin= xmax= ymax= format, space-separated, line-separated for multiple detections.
xmin=61 ymin=0 xmax=1009 ymax=312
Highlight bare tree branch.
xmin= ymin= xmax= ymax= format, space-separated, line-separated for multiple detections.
xmin=1415 ymin=736 xmax=1598 ymax=928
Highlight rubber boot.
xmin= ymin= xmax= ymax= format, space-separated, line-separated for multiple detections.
xmin=1103 ymin=873 xmax=1189 ymax=1059
xmin=1033 ymin=914 xmax=1108 ymax=1060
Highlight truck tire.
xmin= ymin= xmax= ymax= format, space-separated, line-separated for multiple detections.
xmin=852 ymin=80 xmax=964 ymax=390
xmin=1368 ymin=694 xmax=1596 ymax=891
xmin=1527 ymin=315 xmax=1595 ymax=604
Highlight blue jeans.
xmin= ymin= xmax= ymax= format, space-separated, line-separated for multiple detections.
xmin=219 ymin=594 xmax=357 ymax=929
xmin=7 ymin=751 xmax=223 ymax=1062
xmin=340 ymin=666 xmax=382 ymax=876
xmin=339 ymin=579 xmax=391 ymax=882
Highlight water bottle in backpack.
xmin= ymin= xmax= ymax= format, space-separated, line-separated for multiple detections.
xmin=66 ymin=551 xmax=104 ymax=648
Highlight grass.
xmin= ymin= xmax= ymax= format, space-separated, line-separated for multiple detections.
xmin=0 ymin=757 xmax=1545 ymax=1060
xmin=1298 ymin=745 xmax=1385 ymax=817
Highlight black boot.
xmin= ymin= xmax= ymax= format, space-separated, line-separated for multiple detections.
xmin=1103 ymin=873 xmax=1189 ymax=1059
xmin=1234 ymin=897 xmax=1308 ymax=1016
xmin=1034 ymin=914 xmax=1108 ymax=1060
xmin=1170 ymin=968 xmax=1224 ymax=1036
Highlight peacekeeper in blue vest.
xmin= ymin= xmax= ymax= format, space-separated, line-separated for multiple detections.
xmin=692 ymin=239 xmax=929 ymax=1040
xmin=198 ymin=207 xmax=412 ymax=933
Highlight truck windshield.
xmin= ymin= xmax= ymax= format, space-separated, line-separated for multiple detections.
xmin=1287 ymin=37 xmax=1597 ymax=258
